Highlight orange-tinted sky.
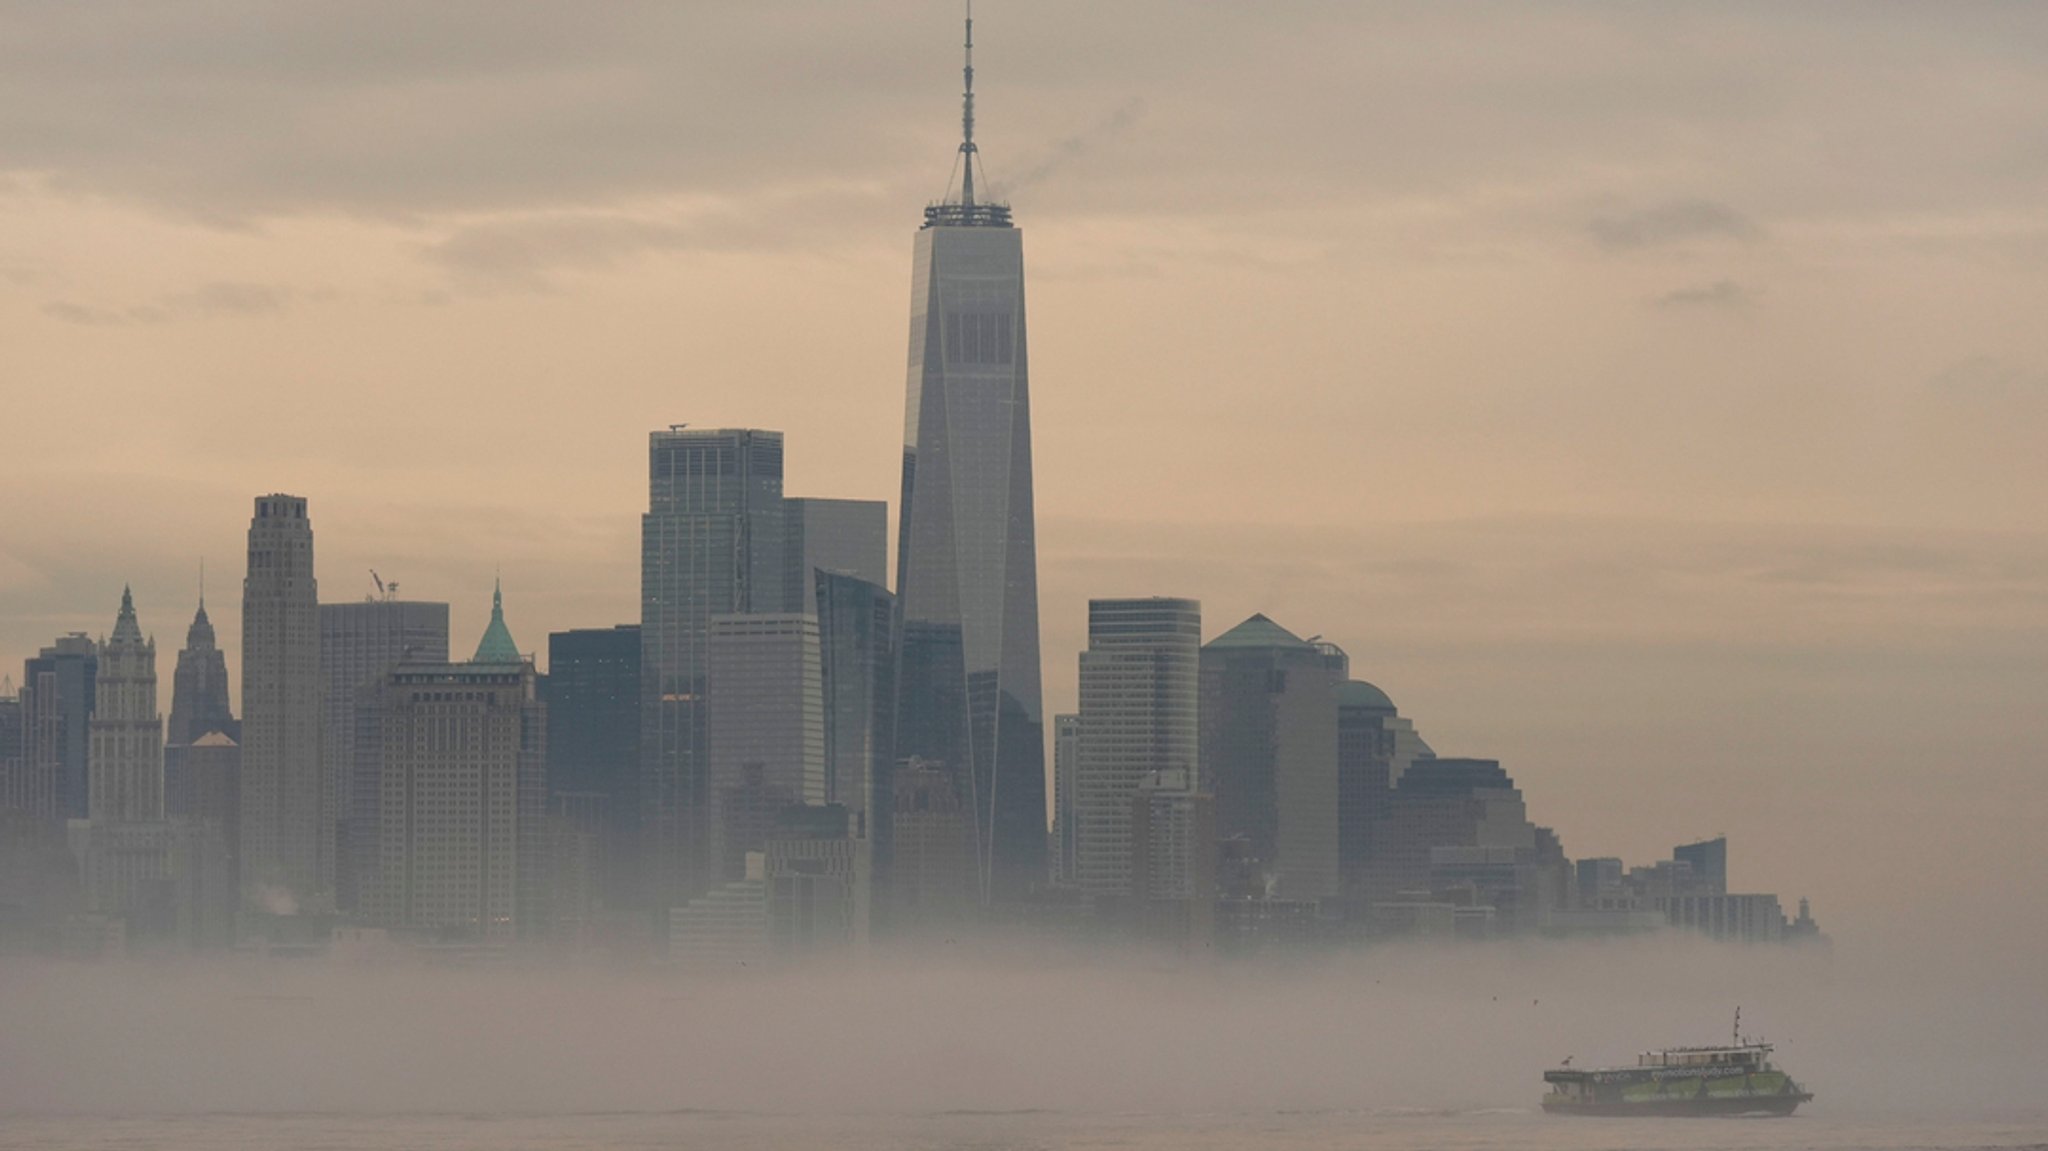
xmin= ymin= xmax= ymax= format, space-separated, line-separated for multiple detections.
xmin=3 ymin=3 xmax=2045 ymax=952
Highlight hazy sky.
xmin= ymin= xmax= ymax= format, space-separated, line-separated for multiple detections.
xmin=3 ymin=3 xmax=2045 ymax=950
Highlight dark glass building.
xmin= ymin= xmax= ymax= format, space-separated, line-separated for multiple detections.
xmin=1673 ymin=836 xmax=1729 ymax=895
xmin=814 ymin=571 xmax=896 ymax=895
xmin=19 ymin=634 xmax=97 ymax=823
xmin=1197 ymin=614 xmax=1340 ymax=901
xmin=545 ymin=624 xmax=641 ymax=912
xmin=641 ymin=427 xmax=788 ymax=917
xmin=894 ymin=16 xmax=1046 ymax=904
xmin=166 ymin=596 xmax=239 ymax=748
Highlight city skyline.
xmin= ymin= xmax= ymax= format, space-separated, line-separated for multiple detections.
xmin=4 ymin=4 xmax=2048 ymax=955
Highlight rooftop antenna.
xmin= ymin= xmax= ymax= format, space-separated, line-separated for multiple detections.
xmin=1733 ymin=1006 xmax=1742 ymax=1046
xmin=371 ymin=570 xmax=386 ymax=601
xmin=959 ymin=0 xmax=977 ymax=208
xmin=198 ymin=557 xmax=205 ymax=609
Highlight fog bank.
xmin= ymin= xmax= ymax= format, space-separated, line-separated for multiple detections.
xmin=2 ymin=937 xmax=2041 ymax=1121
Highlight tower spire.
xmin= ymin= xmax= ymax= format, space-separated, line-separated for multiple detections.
xmin=960 ymin=1 xmax=977 ymax=208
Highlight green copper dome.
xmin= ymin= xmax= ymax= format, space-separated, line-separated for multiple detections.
xmin=1336 ymin=679 xmax=1397 ymax=714
xmin=472 ymin=579 xmax=522 ymax=664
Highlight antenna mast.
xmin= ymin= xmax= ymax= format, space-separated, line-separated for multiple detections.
xmin=960 ymin=1 xmax=976 ymax=207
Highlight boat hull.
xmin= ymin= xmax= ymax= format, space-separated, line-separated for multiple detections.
xmin=1543 ymin=1092 xmax=1813 ymax=1118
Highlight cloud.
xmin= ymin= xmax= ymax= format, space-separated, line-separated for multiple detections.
xmin=421 ymin=214 xmax=700 ymax=287
xmin=40 ymin=301 xmax=168 ymax=326
xmin=1590 ymin=200 xmax=1760 ymax=251
xmin=1652 ymin=278 xmax=1754 ymax=309
xmin=171 ymin=280 xmax=294 ymax=316
xmin=1925 ymin=355 xmax=2048 ymax=402
xmin=40 ymin=281 xmax=298 ymax=325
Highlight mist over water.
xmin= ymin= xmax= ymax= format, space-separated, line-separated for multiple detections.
xmin=2 ymin=937 xmax=2041 ymax=1127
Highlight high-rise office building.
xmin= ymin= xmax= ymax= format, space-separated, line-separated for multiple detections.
xmin=1130 ymin=768 xmax=1218 ymax=948
xmin=1199 ymin=614 xmax=1340 ymax=902
xmin=1334 ymin=679 xmax=1433 ymax=900
xmin=240 ymin=493 xmax=323 ymax=913
xmin=1075 ymin=598 xmax=1201 ymax=901
xmin=165 ymin=592 xmax=238 ymax=749
xmin=320 ymin=595 xmax=450 ymax=909
xmin=785 ymin=497 xmax=888 ymax=605
xmin=641 ymin=427 xmax=788 ymax=916
xmin=0 ymin=691 xmax=22 ymax=820
xmin=544 ymin=624 xmax=641 ymax=912
xmin=16 ymin=635 xmax=96 ymax=823
xmin=889 ymin=758 xmax=978 ymax=931
xmin=765 ymin=803 xmax=871 ymax=957
xmin=894 ymin=13 xmax=1046 ymax=904
xmin=1050 ymin=712 xmax=1079 ymax=886
xmin=814 ymin=571 xmax=895 ymax=854
xmin=1672 ymin=836 xmax=1729 ymax=894
xmin=164 ymin=590 xmax=239 ymax=816
xmin=87 ymin=587 xmax=162 ymax=825
xmin=1366 ymin=757 xmax=1535 ymax=902
xmin=71 ymin=589 xmax=173 ymax=925
xmin=356 ymin=590 xmax=546 ymax=940
xmin=706 ymin=613 xmax=824 ymax=882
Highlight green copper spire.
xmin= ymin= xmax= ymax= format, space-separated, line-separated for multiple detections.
xmin=472 ymin=578 xmax=522 ymax=664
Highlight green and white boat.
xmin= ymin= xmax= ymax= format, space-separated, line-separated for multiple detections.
xmin=1543 ymin=1015 xmax=1814 ymax=1117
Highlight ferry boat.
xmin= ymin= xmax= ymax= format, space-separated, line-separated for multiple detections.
xmin=1542 ymin=1013 xmax=1814 ymax=1117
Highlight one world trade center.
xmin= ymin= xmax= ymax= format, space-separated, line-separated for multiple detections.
xmin=895 ymin=8 xmax=1045 ymax=905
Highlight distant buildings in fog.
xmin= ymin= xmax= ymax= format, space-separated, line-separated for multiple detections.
xmin=0 ymin=14 xmax=1826 ymax=963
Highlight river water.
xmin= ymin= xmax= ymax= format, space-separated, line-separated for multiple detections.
xmin=2 ymin=1109 xmax=2043 ymax=1151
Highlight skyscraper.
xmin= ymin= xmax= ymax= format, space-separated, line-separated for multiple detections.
xmin=1673 ymin=836 xmax=1729 ymax=895
xmin=706 ymin=612 xmax=824 ymax=882
xmin=1050 ymin=712 xmax=1079 ymax=886
xmin=88 ymin=587 xmax=162 ymax=825
xmin=894 ymin=11 xmax=1046 ymax=904
xmin=1075 ymin=598 xmax=1201 ymax=901
xmin=240 ymin=493 xmax=323 ymax=914
xmin=814 ymin=571 xmax=895 ymax=853
xmin=785 ymin=497 xmax=888 ymax=606
xmin=544 ymin=624 xmax=641 ymax=912
xmin=74 ymin=588 xmax=173 ymax=925
xmin=166 ymin=591 xmax=238 ymax=749
xmin=1335 ymin=679 xmax=1433 ymax=901
xmin=0 ymin=690 xmax=22 ymax=819
xmin=1199 ymin=614 xmax=1341 ymax=902
xmin=641 ymin=427 xmax=788 ymax=915
xmin=319 ymin=594 xmax=450 ymax=908
xmin=15 ymin=635 xmax=95 ymax=823
xmin=164 ymin=588 xmax=239 ymax=818
xmin=356 ymin=592 xmax=546 ymax=941
xmin=1366 ymin=757 xmax=1535 ymax=903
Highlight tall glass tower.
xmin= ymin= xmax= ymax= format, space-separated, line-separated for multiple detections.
xmin=895 ymin=9 xmax=1045 ymax=904
xmin=641 ymin=427 xmax=787 ymax=917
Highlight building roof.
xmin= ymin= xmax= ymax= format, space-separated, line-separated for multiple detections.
xmin=191 ymin=731 xmax=239 ymax=748
xmin=110 ymin=585 xmax=144 ymax=645
xmin=1336 ymin=679 xmax=1397 ymax=714
xmin=1204 ymin=613 xmax=1311 ymax=651
xmin=472 ymin=580 xmax=522 ymax=664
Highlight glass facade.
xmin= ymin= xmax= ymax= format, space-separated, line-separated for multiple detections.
xmin=641 ymin=429 xmax=787 ymax=915
xmin=545 ymin=624 xmax=641 ymax=912
xmin=814 ymin=570 xmax=896 ymax=894
xmin=785 ymin=497 xmax=887 ymax=607
xmin=895 ymin=219 xmax=1046 ymax=906
xmin=705 ymin=612 xmax=824 ymax=883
